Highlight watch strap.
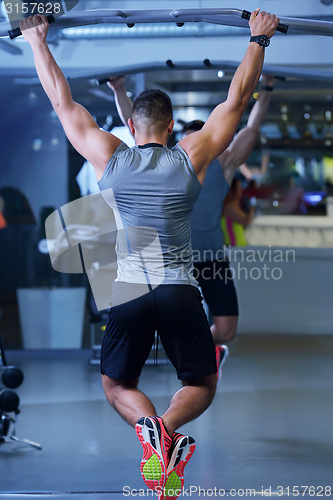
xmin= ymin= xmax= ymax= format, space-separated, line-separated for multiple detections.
xmin=250 ymin=35 xmax=270 ymax=47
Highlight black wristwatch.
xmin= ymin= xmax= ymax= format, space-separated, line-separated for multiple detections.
xmin=250 ymin=35 xmax=270 ymax=48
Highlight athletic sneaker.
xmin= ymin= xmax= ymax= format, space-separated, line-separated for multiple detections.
xmin=216 ymin=344 xmax=229 ymax=386
xmin=135 ymin=416 xmax=172 ymax=491
xmin=159 ymin=432 xmax=196 ymax=500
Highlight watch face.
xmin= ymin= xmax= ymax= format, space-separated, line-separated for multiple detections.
xmin=259 ymin=35 xmax=270 ymax=47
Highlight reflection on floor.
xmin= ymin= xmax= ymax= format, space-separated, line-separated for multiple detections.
xmin=0 ymin=335 xmax=332 ymax=500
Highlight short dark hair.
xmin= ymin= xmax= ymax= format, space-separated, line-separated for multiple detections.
xmin=132 ymin=89 xmax=173 ymax=133
xmin=182 ymin=120 xmax=205 ymax=134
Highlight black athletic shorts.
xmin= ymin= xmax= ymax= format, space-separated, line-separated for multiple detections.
xmin=100 ymin=283 xmax=216 ymax=382
xmin=193 ymin=259 xmax=239 ymax=317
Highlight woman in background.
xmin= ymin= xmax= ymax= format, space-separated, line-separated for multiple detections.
xmin=221 ymin=178 xmax=254 ymax=246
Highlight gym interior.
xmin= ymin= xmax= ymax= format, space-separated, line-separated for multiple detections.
xmin=0 ymin=0 xmax=332 ymax=498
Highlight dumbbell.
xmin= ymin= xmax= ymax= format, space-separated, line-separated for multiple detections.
xmin=1 ymin=366 xmax=24 ymax=389
xmin=0 ymin=390 xmax=20 ymax=413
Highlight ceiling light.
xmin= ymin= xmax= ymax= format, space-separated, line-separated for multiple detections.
xmin=33 ymin=139 xmax=43 ymax=151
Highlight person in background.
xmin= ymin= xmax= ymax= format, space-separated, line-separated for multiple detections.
xmin=0 ymin=187 xmax=36 ymax=226
xmin=109 ymin=74 xmax=277 ymax=382
xmin=0 ymin=187 xmax=38 ymax=296
xmin=239 ymin=149 xmax=270 ymax=184
xmin=221 ymin=177 xmax=255 ymax=247
xmin=0 ymin=197 xmax=7 ymax=230
xmin=282 ymin=171 xmax=307 ymax=214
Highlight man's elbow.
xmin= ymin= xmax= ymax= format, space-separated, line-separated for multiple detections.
xmin=228 ymin=85 xmax=254 ymax=111
xmin=227 ymin=95 xmax=245 ymax=114
xmin=52 ymin=101 xmax=61 ymax=113
xmin=54 ymin=99 xmax=74 ymax=119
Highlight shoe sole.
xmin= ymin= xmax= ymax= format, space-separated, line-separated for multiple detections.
xmin=161 ymin=436 xmax=196 ymax=500
xmin=135 ymin=417 xmax=167 ymax=490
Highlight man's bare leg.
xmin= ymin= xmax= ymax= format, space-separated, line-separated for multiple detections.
xmin=161 ymin=374 xmax=216 ymax=436
xmin=102 ymin=373 xmax=216 ymax=435
xmin=211 ymin=315 xmax=238 ymax=345
xmin=103 ymin=373 xmax=216 ymax=492
xmin=102 ymin=374 xmax=156 ymax=427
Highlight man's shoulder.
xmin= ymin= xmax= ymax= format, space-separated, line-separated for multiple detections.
xmin=172 ymin=142 xmax=193 ymax=161
xmin=112 ymin=141 xmax=130 ymax=155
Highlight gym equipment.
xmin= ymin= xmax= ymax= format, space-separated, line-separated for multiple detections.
xmin=65 ymin=61 xmax=333 ymax=87
xmin=0 ymin=410 xmax=42 ymax=449
xmin=0 ymin=389 xmax=19 ymax=413
xmin=0 ymin=7 xmax=301 ymax=39
xmin=7 ymin=14 xmax=55 ymax=39
xmin=8 ymin=58 xmax=332 ymax=85
xmin=1 ymin=365 xmax=24 ymax=389
xmin=2 ymin=6 xmax=333 ymax=39
xmin=3 ymin=6 xmax=333 ymax=84
xmin=0 ymin=313 xmax=42 ymax=450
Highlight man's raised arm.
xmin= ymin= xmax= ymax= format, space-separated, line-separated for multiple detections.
xmin=220 ymin=74 xmax=277 ymax=185
xmin=179 ymin=9 xmax=279 ymax=184
xmin=21 ymin=15 xmax=121 ymax=181
xmin=107 ymin=76 xmax=133 ymax=129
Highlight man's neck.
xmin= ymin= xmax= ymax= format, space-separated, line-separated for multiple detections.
xmin=134 ymin=133 xmax=168 ymax=147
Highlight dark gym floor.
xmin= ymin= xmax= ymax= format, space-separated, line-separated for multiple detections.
xmin=0 ymin=335 xmax=332 ymax=500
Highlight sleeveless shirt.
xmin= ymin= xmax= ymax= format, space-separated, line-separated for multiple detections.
xmin=98 ymin=142 xmax=202 ymax=287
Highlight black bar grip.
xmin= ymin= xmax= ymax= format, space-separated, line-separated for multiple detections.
xmin=96 ymin=77 xmax=111 ymax=86
xmin=166 ymin=60 xmax=175 ymax=68
xmin=241 ymin=10 xmax=289 ymax=34
xmin=8 ymin=14 xmax=55 ymax=39
xmin=96 ymin=75 xmax=127 ymax=86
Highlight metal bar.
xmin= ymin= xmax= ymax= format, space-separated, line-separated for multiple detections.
xmin=0 ymin=8 xmax=279 ymax=38
xmin=279 ymin=16 xmax=333 ymax=35
xmin=171 ymin=8 xmax=288 ymax=33
xmin=7 ymin=59 xmax=333 ymax=84
xmin=2 ymin=7 xmax=333 ymax=38
xmin=171 ymin=8 xmax=243 ymax=18
xmin=78 ymin=61 xmax=333 ymax=85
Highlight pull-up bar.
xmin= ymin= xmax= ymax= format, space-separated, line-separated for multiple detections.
xmin=0 ymin=7 xmax=326 ymax=39
xmin=1 ymin=7 xmax=333 ymax=40
xmin=10 ymin=59 xmax=333 ymax=85
xmin=76 ymin=60 xmax=333 ymax=86
xmin=1 ymin=8 xmax=288 ymax=38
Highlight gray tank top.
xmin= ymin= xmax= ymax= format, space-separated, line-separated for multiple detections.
xmin=98 ymin=142 xmax=201 ymax=287
xmin=191 ymin=159 xmax=230 ymax=263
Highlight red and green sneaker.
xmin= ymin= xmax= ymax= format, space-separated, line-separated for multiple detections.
xmin=135 ymin=416 xmax=172 ymax=491
xmin=159 ymin=432 xmax=196 ymax=500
